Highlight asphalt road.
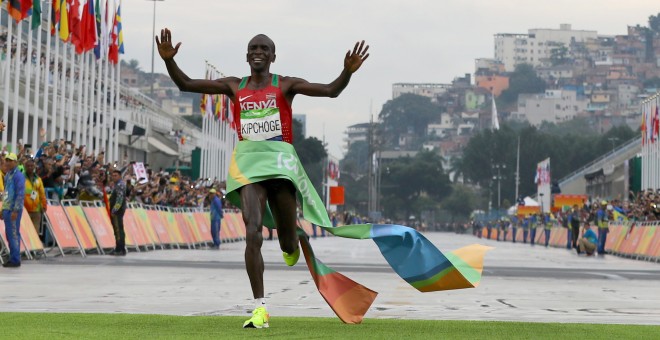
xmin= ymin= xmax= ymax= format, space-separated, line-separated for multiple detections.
xmin=1 ymin=232 xmax=659 ymax=324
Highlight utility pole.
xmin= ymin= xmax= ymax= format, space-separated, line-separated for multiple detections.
xmin=515 ymin=136 xmax=520 ymax=202
xmin=148 ymin=0 xmax=165 ymax=99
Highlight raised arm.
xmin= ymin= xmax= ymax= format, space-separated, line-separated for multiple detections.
xmin=156 ymin=28 xmax=238 ymax=95
xmin=286 ymin=40 xmax=369 ymax=98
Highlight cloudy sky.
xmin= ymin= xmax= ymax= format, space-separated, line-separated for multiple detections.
xmin=122 ymin=0 xmax=658 ymax=156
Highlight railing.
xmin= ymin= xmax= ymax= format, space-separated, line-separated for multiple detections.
xmin=559 ymin=136 xmax=641 ymax=185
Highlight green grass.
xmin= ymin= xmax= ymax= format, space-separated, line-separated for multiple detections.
xmin=1 ymin=313 xmax=658 ymax=339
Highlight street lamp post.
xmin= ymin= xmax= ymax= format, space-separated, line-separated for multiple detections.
xmin=607 ymin=137 xmax=619 ymax=153
xmin=148 ymin=0 xmax=165 ymax=99
xmin=492 ymin=163 xmax=506 ymax=217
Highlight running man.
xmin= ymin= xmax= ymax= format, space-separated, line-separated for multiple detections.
xmin=156 ymin=29 xmax=369 ymax=328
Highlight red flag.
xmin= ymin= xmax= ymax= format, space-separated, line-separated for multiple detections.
xmin=69 ymin=0 xmax=83 ymax=52
xmin=8 ymin=0 xmax=32 ymax=22
xmin=108 ymin=5 xmax=119 ymax=63
xmin=78 ymin=0 xmax=97 ymax=53
xmin=653 ymin=106 xmax=660 ymax=141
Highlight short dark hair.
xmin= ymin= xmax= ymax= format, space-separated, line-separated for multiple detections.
xmin=112 ymin=170 xmax=122 ymax=176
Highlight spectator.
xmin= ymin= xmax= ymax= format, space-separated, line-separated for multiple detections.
xmin=208 ymin=188 xmax=223 ymax=249
xmin=569 ymin=205 xmax=581 ymax=249
xmin=23 ymin=158 xmax=47 ymax=235
xmin=2 ymin=153 xmax=25 ymax=268
xmin=577 ymin=224 xmax=598 ymax=256
xmin=108 ymin=170 xmax=127 ymax=256
xmin=595 ymin=200 xmax=610 ymax=255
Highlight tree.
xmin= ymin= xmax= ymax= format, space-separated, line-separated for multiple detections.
xmin=649 ymin=12 xmax=660 ymax=34
xmin=292 ymin=119 xmax=327 ymax=194
xmin=499 ymin=64 xmax=546 ymax=107
xmin=380 ymin=150 xmax=451 ymax=220
xmin=550 ymin=44 xmax=570 ymax=66
xmin=182 ymin=115 xmax=203 ymax=128
xmin=378 ymin=94 xmax=440 ymax=149
xmin=459 ymin=121 xmax=637 ymax=205
xmin=441 ymin=184 xmax=478 ymax=222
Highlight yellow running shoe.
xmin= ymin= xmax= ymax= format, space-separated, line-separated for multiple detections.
xmin=243 ymin=306 xmax=269 ymax=329
xmin=282 ymin=247 xmax=300 ymax=266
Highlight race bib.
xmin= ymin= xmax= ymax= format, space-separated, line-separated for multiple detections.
xmin=240 ymin=108 xmax=283 ymax=141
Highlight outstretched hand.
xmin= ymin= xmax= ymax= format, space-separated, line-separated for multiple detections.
xmin=155 ymin=28 xmax=181 ymax=60
xmin=344 ymin=40 xmax=370 ymax=73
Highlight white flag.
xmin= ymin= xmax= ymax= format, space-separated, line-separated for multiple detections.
xmin=492 ymin=96 xmax=500 ymax=130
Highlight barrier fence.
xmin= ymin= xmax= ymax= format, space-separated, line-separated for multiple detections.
xmin=1 ymin=201 xmax=320 ymax=263
xmin=479 ymin=221 xmax=660 ymax=262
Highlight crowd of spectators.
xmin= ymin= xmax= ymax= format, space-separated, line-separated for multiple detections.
xmin=0 ymin=137 xmax=227 ymax=210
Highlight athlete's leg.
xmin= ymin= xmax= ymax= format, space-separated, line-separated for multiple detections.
xmin=266 ymin=179 xmax=299 ymax=255
xmin=240 ymin=183 xmax=268 ymax=299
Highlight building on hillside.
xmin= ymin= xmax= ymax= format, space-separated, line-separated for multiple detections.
xmin=463 ymin=87 xmax=489 ymax=111
xmin=344 ymin=123 xmax=370 ymax=151
xmin=121 ymin=67 xmax=139 ymax=86
xmin=536 ymin=65 xmax=574 ymax=84
xmin=475 ymin=74 xmax=509 ymax=97
xmin=512 ymin=89 xmax=588 ymax=126
xmin=494 ymin=24 xmax=598 ymax=72
xmin=475 ymin=58 xmax=506 ymax=74
xmin=392 ymin=83 xmax=452 ymax=101
xmin=427 ymin=113 xmax=454 ymax=139
xmin=161 ymin=97 xmax=194 ymax=117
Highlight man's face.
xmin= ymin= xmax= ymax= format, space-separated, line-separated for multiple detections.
xmin=111 ymin=172 xmax=121 ymax=183
xmin=25 ymin=161 xmax=35 ymax=174
xmin=246 ymin=35 xmax=275 ymax=72
xmin=4 ymin=158 xmax=16 ymax=170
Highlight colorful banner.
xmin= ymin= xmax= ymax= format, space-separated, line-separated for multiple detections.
xmin=64 ymin=205 xmax=98 ymax=250
xmin=45 ymin=205 xmax=81 ymax=250
xmin=553 ymin=194 xmax=587 ymax=211
xmin=81 ymin=206 xmax=116 ymax=250
xmin=535 ymin=158 xmax=551 ymax=213
xmin=226 ymin=141 xmax=491 ymax=324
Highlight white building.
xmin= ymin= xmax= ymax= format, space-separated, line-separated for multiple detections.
xmin=392 ymin=83 xmax=452 ymax=101
xmin=512 ymin=89 xmax=589 ymax=126
xmin=495 ymin=24 xmax=598 ymax=72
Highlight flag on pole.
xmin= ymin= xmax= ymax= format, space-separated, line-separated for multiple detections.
xmin=93 ymin=0 xmax=103 ymax=59
xmin=108 ymin=2 xmax=119 ymax=63
xmin=116 ymin=1 xmax=124 ymax=54
xmin=58 ymin=0 xmax=70 ymax=41
xmin=78 ymin=0 xmax=97 ymax=53
xmin=30 ymin=0 xmax=41 ymax=29
xmin=641 ymin=105 xmax=647 ymax=146
xmin=491 ymin=96 xmax=500 ymax=130
xmin=8 ymin=0 xmax=32 ymax=22
xmin=69 ymin=0 xmax=82 ymax=51
xmin=653 ymin=106 xmax=660 ymax=141
xmin=51 ymin=0 xmax=61 ymax=35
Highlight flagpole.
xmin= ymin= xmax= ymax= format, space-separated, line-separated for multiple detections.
xmin=24 ymin=19 xmax=35 ymax=148
xmin=32 ymin=10 xmax=44 ymax=151
xmin=66 ymin=47 xmax=76 ymax=142
xmin=94 ymin=58 xmax=101 ymax=155
xmin=11 ymin=21 xmax=24 ymax=150
xmin=50 ymin=32 xmax=60 ymax=140
xmin=101 ymin=55 xmax=110 ymax=157
xmin=42 ymin=2 xmax=53 ymax=144
xmin=114 ymin=59 xmax=121 ymax=163
xmin=108 ymin=62 xmax=116 ymax=162
xmin=2 ymin=18 xmax=13 ymax=148
xmin=201 ymin=110 xmax=207 ymax=179
xmin=76 ymin=52 xmax=86 ymax=146
xmin=87 ymin=51 xmax=96 ymax=153
xmin=515 ymin=135 xmax=520 ymax=202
